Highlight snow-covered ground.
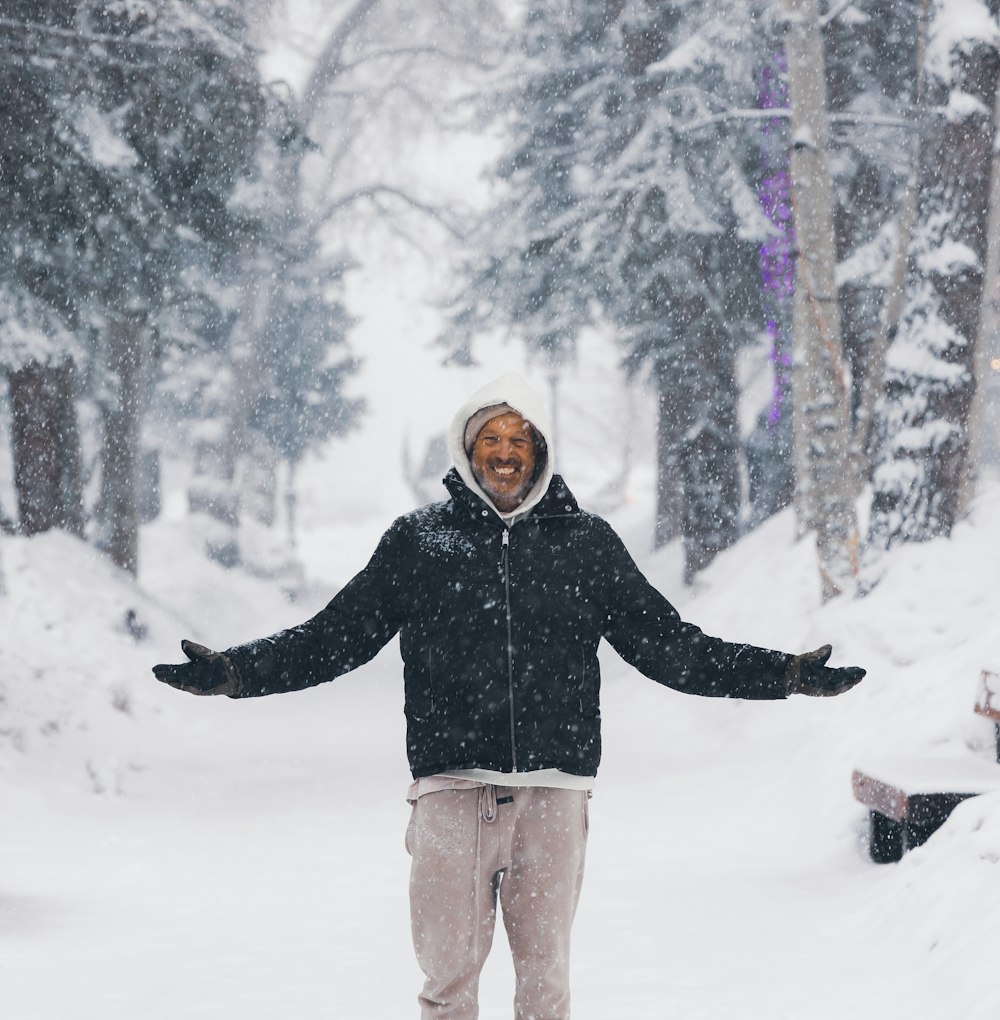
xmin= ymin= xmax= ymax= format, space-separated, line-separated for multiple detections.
xmin=3 ymin=450 xmax=1000 ymax=1018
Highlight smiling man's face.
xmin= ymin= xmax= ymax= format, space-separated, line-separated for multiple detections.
xmin=470 ymin=412 xmax=538 ymax=513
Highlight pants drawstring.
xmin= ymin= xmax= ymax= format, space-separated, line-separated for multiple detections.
xmin=479 ymin=783 xmax=498 ymax=823
xmin=473 ymin=784 xmax=500 ymax=968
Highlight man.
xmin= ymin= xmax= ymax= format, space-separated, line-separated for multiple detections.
xmin=154 ymin=373 xmax=865 ymax=1020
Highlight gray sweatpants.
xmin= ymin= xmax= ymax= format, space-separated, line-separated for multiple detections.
xmin=406 ymin=785 xmax=589 ymax=1020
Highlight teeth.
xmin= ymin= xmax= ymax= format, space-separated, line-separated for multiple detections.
xmin=493 ymin=466 xmax=516 ymax=476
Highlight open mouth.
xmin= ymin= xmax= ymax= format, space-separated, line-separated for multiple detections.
xmin=491 ymin=465 xmax=519 ymax=478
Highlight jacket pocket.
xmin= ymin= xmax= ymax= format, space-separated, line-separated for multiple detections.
xmin=406 ymin=650 xmax=437 ymax=723
xmin=576 ymin=648 xmax=600 ymax=718
xmin=578 ymin=648 xmax=587 ymax=713
xmin=426 ymin=648 xmax=436 ymax=714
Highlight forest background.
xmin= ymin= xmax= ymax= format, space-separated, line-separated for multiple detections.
xmin=2 ymin=0 xmax=1000 ymax=597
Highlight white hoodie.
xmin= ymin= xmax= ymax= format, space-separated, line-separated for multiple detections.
xmin=447 ymin=372 xmax=555 ymax=526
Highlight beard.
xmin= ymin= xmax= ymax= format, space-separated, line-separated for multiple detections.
xmin=474 ymin=462 xmax=535 ymax=512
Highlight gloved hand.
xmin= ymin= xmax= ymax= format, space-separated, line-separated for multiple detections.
xmin=152 ymin=640 xmax=241 ymax=696
xmin=786 ymin=644 xmax=865 ymax=697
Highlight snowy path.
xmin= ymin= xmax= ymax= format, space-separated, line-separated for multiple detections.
xmin=2 ymin=645 xmax=961 ymax=1020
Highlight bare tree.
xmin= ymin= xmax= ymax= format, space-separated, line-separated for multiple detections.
xmin=196 ymin=0 xmax=502 ymax=572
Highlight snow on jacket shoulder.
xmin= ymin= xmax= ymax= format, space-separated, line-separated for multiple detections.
xmin=226 ymin=470 xmax=793 ymax=779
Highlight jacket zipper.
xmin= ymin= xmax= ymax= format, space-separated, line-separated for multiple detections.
xmin=501 ymin=528 xmax=518 ymax=772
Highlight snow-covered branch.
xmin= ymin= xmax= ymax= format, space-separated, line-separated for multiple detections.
xmin=318 ymin=184 xmax=466 ymax=238
xmin=299 ymin=0 xmax=381 ymax=124
xmin=337 ymin=45 xmax=497 ymax=75
xmin=678 ymin=106 xmax=912 ymax=133
xmin=819 ymin=0 xmax=859 ymax=27
xmin=0 ymin=13 xmax=244 ymax=57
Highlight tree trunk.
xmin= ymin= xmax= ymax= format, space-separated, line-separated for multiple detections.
xmin=99 ymin=313 xmax=144 ymax=576
xmin=782 ymin=0 xmax=859 ymax=599
xmin=653 ymin=370 xmax=684 ymax=548
xmin=681 ymin=420 xmax=740 ymax=583
xmin=8 ymin=361 xmax=84 ymax=536
xmin=960 ymin=80 xmax=1000 ymax=511
xmin=868 ymin=5 xmax=1000 ymax=553
xmin=187 ymin=261 xmax=264 ymax=569
xmin=681 ymin=325 xmax=741 ymax=582
xmin=751 ymin=49 xmax=796 ymax=529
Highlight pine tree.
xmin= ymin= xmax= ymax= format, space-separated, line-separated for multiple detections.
xmin=0 ymin=1 xmax=292 ymax=573
xmin=591 ymin=1 xmax=772 ymax=577
xmin=868 ymin=0 xmax=1000 ymax=555
xmin=823 ymin=0 xmax=921 ymax=463
xmin=441 ymin=0 xmax=614 ymax=393
xmin=0 ymin=2 xmax=89 ymax=537
xmin=450 ymin=0 xmax=773 ymax=580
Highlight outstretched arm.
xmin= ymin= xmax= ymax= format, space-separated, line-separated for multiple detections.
xmin=152 ymin=520 xmax=410 ymax=698
xmin=596 ymin=521 xmax=865 ymax=699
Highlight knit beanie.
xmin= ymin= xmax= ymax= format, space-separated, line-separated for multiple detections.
xmin=463 ymin=402 xmax=515 ymax=455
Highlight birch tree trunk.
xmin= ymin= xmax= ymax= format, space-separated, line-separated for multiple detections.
xmin=782 ymin=0 xmax=859 ymax=599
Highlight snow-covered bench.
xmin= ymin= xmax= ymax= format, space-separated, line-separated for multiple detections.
xmin=852 ymin=671 xmax=1000 ymax=863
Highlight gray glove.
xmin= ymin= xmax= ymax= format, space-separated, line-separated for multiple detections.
xmin=787 ymin=644 xmax=865 ymax=697
xmin=152 ymin=640 xmax=242 ymax=696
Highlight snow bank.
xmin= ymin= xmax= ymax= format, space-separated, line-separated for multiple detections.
xmin=2 ymin=476 xmax=1000 ymax=1018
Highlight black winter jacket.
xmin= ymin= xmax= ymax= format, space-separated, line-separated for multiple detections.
xmin=227 ymin=470 xmax=792 ymax=778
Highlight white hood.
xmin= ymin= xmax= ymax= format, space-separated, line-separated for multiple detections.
xmin=448 ymin=373 xmax=555 ymax=522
